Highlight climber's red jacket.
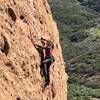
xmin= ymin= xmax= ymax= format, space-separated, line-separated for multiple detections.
xmin=45 ymin=45 xmax=53 ymax=57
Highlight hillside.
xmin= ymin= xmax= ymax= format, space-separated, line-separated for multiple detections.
xmin=49 ymin=0 xmax=100 ymax=100
xmin=0 ymin=0 xmax=67 ymax=100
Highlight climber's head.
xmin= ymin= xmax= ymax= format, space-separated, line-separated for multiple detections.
xmin=46 ymin=41 xmax=50 ymax=45
xmin=46 ymin=41 xmax=54 ymax=49
xmin=41 ymin=37 xmax=54 ymax=48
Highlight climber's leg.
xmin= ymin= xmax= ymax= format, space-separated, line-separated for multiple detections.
xmin=43 ymin=59 xmax=50 ymax=63
xmin=40 ymin=62 xmax=44 ymax=77
xmin=43 ymin=57 xmax=55 ymax=64
xmin=43 ymin=59 xmax=52 ymax=86
xmin=44 ymin=63 xmax=47 ymax=77
xmin=46 ymin=63 xmax=51 ymax=85
xmin=43 ymin=58 xmax=50 ymax=77
xmin=43 ymin=62 xmax=47 ymax=83
xmin=43 ymin=58 xmax=52 ymax=86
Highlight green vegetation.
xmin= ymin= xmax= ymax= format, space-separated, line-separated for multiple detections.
xmin=90 ymin=27 xmax=100 ymax=39
xmin=68 ymin=83 xmax=100 ymax=100
xmin=49 ymin=0 xmax=100 ymax=100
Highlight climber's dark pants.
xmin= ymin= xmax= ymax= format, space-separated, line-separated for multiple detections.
xmin=43 ymin=56 xmax=54 ymax=85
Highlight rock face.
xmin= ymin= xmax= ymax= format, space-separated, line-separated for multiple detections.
xmin=0 ymin=0 xmax=67 ymax=100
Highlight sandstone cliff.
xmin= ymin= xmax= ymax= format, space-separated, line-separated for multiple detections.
xmin=0 ymin=0 xmax=67 ymax=100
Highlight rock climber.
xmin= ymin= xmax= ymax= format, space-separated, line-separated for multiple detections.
xmin=35 ymin=37 xmax=55 ymax=86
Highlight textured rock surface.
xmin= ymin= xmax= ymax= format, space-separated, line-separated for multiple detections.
xmin=0 ymin=0 xmax=68 ymax=100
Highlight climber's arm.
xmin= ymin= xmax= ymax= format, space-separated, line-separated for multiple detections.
xmin=41 ymin=38 xmax=53 ymax=44
xmin=41 ymin=37 xmax=48 ymax=41
xmin=35 ymin=44 xmax=46 ymax=49
xmin=36 ymin=45 xmax=43 ymax=48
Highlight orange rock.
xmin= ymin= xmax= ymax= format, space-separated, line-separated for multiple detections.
xmin=0 ymin=0 xmax=68 ymax=100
